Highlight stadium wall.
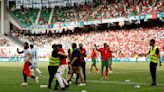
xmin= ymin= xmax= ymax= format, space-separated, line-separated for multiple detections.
xmin=0 ymin=47 xmax=164 ymax=62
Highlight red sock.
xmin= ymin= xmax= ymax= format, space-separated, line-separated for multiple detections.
xmin=106 ymin=69 xmax=108 ymax=77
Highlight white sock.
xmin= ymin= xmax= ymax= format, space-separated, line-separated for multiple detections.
xmin=35 ymin=68 xmax=42 ymax=74
xmin=31 ymin=69 xmax=35 ymax=76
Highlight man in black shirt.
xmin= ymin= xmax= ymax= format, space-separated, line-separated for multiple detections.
xmin=67 ymin=43 xmax=86 ymax=86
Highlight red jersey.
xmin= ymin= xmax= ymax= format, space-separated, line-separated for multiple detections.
xmin=79 ymin=48 xmax=86 ymax=62
xmin=59 ymin=48 xmax=67 ymax=65
xmin=91 ymin=51 xmax=97 ymax=60
xmin=107 ymin=47 xmax=112 ymax=58
xmin=98 ymin=48 xmax=109 ymax=62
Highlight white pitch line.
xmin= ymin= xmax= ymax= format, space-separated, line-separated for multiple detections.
xmin=88 ymin=80 xmax=164 ymax=86
xmin=39 ymin=77 xmax=164 ymax=86
xmin=40 ymin=71 xmax=148 ymax=78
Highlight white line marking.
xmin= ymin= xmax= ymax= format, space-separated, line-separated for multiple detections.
xmin=39 ymin=77 xmax=164 ymax=86
xmin=88 ymin=80 xmax=164 ymax=86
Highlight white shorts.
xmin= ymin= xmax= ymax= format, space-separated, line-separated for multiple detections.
xmin=31 ymin=61 xmax=37 ymax=69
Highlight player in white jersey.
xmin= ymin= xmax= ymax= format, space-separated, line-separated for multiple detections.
xmin=17 ymin=42 xmax=38 ymax=86
xmin=30 ymin=44 xmax=42 ymax=76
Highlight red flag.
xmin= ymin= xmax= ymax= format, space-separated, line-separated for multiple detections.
xmin=23 ymin=62 xmax=32 ymax=77
xmin=152 ymin=14 xmax=157 ymax=19
xmin=59 ymin=22 xmax=62 ymax=28
xmin=99 ymin=7 xmax=102 ymax=12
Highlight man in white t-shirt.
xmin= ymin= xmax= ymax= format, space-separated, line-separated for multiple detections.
xmin=17 ymin=42 xmax=38 ymax=86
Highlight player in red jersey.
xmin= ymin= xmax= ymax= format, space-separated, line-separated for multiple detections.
xmin=95 ymin=43 xmax=110 ymax=80
xmin=88 ymin=48 xmax=99 ymax=74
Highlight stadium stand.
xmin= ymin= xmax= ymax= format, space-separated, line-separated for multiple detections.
xmin=11 ymin=9 xmax=39 ymax=27
xmin=10 ymin=0 xmax=164 ymax=26
xmin=89 ymin=0 xmax=163 ymax=20
xmin=39 ymin=8 xmax=51 ymax=25
xmin=0 ymin=35 xmax=9 ymax=46
xmin=11 ymin=26 xmax=164 ymax=58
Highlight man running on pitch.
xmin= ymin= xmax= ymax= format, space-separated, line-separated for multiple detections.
xmin=17 ymin=42 xmax=38 ymax=86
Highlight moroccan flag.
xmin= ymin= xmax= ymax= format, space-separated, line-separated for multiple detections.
xmin=152 ymin=14 xmax=158 ymax=19
xmin=23 ymin=62 xmax=32 ymax=77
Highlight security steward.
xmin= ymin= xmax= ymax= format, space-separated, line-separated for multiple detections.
xmin=148 ymin=39 xmax=162 ymax=86
xmin=48 ymin=44 xmax=60 ymax=90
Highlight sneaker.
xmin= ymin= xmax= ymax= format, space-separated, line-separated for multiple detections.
xmin=35 ymin=77 xmax=39 ymax=83
xmin=78 ymin=83 xmax=86 ymax=86
xmin=104 ymin=77 xmax=109 ymax=80
xmin=108 ymin=71 xmax=113 ymax=74
xmin=75 ymin=81 xmax=78 ymax=84
xmin=21 ymin=82 xmax=28 ymax=86
xmin=61 ymin=87 xmax=66 ymax=91
xmin=65 ymin=85 xmax=69 ymax=88
xmin=151 ymin=82 xmax=156 ymax=86
xmin=67 ymin=80 xmax=72 ymax=85
xmin=96 ymin=71 xmax=99 ymax=74
xmin=54 ymin=87 xmax=59 ymax=90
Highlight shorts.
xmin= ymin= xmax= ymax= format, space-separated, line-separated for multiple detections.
xmin=101 ymin=61 xmax=109 ymax=69
xmin=69 ymin=66 xmax=82 ymax=74
xmin=23 ymin=62 xmax=32 ymax=77
xmin=92 ymin=58 xmax=97 ymax=64
xmin=31 ymin=61 xmax=37 ymax=69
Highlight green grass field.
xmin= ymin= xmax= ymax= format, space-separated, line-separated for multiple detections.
xmin=0 ymin=62 xmax=164 ymax=92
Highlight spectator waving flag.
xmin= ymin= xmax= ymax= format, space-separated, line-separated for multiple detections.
xmin=152 ymin=14 xmax=158 ymax=19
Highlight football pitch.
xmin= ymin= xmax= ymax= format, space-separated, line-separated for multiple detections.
xmin=0 ymin=62 xmax=164 ymax=92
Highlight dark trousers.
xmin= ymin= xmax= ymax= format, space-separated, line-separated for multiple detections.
xmin=76 ymin=62 xmax=86 ymax=82
xmin=150 ymin=62 xmax=157 ymax=83
xmin=48 ymin=66 xmax=59 ymax=89
xmin=23 ymin=73 xmax=35 ymax=82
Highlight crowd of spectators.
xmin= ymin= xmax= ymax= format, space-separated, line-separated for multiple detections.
xmin=12 ymin=26 xmax=164 ymax=58
xmin=0 ymin=36 xmax=9 ymax=47
xmin=51 ymin=4 xmax=95 ymax=23
xmin=12 ymin=0 xmax=164 ymax=26
xmin=89 ymin=0 xmax=163 ymax=20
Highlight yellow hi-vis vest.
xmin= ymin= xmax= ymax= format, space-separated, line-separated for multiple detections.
xmin=49 ymin=50 xmax=60 ymax=66
xmin=150 ymin=47 xmax=159 ymax=63
xmin=68 ymin=48 xmax=73 ymax=62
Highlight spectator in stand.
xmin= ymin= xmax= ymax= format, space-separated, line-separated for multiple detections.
xmin=11 ymin=26 xmax=164 ymax=58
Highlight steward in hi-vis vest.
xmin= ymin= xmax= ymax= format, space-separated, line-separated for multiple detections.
xmin=148 ymin=39 xmax=162 ymax=86
xmin=48 ymin=44 xmax=60 ymax=89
